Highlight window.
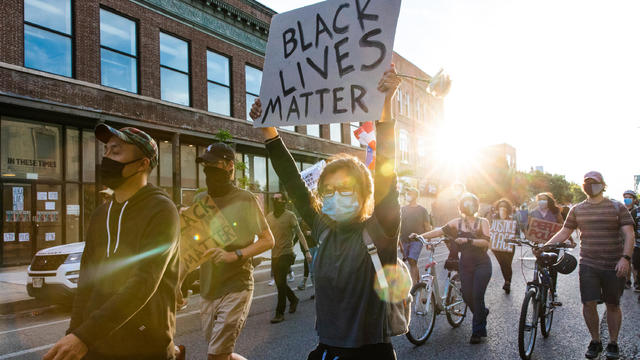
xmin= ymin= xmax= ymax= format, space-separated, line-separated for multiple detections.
xmin=243 ymin=154 xmax=266 ymax=192
xmin=207 ymin=51 xmax=230 ymax=116
xmin=100 ymin=9 xmax=137 ymax=93
xmin=268 ymin=159 xmax=279 ymax=193
xmin=416 ymin=99 xmax=421 ymax=121
xmin=405 ymin=93 xmax=411 ymax=117
xmin=245 ymin=65 xmax=262 ymax=121
xmin=280 ymin=126 xmax=295 ymax=131
xmin=180 ymin=144 xmax=197 ymax=189
xmin=159 ymin=141 xmax=173 ymax=196
xmin=65 ymin=128 xmax=79 ymax=180
xmin=330 ymin=123 xmax=342 ymax=142
xmin=307 ymin=124 xmax=320 ymax=137
xmin=24 ymin=0 xmax=72 ymax=77
xmin=350 ymin=122 xmax=360 ymax=147
xmin=65 ymin=183 xmax=80 ymax=243
xmin=160 ymin=32 xmax=190 ymax=106
xmin=396 ymin=89 xmax=403 ymax=115
xmin=417 ymin=136 xmax=427 ymax=158
xmin=399 ymin=130 xmax=409 ymax=163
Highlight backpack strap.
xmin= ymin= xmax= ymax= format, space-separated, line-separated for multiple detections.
xmin=363 ymin=229 xmax=389 ymax=291
xmin=317 ymin=227 xmax=331 ymax=246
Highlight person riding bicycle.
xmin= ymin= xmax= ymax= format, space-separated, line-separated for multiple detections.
xmin=412 ymin=192 xmax=492 ymax=344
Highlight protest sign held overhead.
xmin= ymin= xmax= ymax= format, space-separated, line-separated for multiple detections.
xmin=526 ymin=218 xmax=563 ymax=243
xmin=256 ymin=0 xmax=402 ymax=127
xmin=179 ymin=194 xmax=238 ymax=272
xmin=300 ymin=160 xmax=326 ymax=191
xmin=489 ymin=220 xmax=517 ymax=252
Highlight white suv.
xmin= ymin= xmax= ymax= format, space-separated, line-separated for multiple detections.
xmin=27 ymin=242 xmax=84 ymax=302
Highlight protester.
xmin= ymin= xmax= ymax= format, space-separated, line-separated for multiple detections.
xmin=267 ymin=193 xmax=313 ymax=323
xmin=251 ymin=65 xmax=402 ymax=359
xmin=414 ymin=192 xmax=492 ymax=344
xmin=543 ymin=171 xmax=634 ymax=359
xmin=400 ymin=187 xmax=432 ymax=285
xmin=490 ymin=198 xmax=517 ymax=294
xmin=297 ymin=220 xmax=318 ymax=292
xmin=45 ymin=125 xmax=181 ymax=360
xmin=196 ymin=142 xmax=274 ymax=360
xmin=622 ymin=190 xmax=640 ymax=292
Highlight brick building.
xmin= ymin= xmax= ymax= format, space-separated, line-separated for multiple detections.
xmin=0 ymin=0 xmax=443 ymax=266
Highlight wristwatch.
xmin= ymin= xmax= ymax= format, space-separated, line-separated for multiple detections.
xmin=235 ymin=249 xmax=243 ymax=260
xmin=622 ymin=255 xmax=631 ymax=262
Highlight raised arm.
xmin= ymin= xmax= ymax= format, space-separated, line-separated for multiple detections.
xmin=251 ymin=100 xmax=318 ymax=226
xmin=372 ymin=66 xmax=402 ymax=238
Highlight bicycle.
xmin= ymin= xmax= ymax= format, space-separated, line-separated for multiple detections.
xmin=510 ymin=238 xmax=574 ymax=360
xmin=406 ymin=235 xmax=468 ymax=345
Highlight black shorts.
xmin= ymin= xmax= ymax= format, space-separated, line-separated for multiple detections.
xmin=579 ymin=264 xmax=625 ymax=305
xmin=633 ymin=247 xmax=640 ymax=269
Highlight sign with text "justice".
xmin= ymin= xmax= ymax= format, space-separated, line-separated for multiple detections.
xmin=256 ymin=0 xmax=402 ymax=127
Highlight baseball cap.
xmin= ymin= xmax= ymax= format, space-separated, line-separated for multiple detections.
xmin=197 ymin=142 xmax=235 ymax=164
xmin=95 ymin=124 xmax=158 ymax=168
xmin=583 ymin=171 xmax=604 ymax=183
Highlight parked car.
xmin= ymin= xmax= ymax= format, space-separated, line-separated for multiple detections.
xmin=27 ymin=242 xmax=84 ymax=303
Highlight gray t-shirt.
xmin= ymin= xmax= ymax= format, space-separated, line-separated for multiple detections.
xmin=266 ymin=210 xmax=302 ymax=258
xmin=200 ymin=187 xmax=269 ymax=300
xmin=400 ymin=205 xmax=429 ymax=242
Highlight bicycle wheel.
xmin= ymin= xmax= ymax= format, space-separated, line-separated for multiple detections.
xmin=518 ymin=288 xmax=539 ymax=360
xmin=540 ymin=286 xmax=554 ymax=338
xmin=406 ymin=282 xmax=436 ymax=345
xmin=445 ymin=273 xmax=467 ymax=328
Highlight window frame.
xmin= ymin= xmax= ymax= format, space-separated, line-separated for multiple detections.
xmin=245 ymin=64 xmax=262 ymax=122
xmin=206 ymin=49 xmax=232 ymax=116
xmin=23 ymin=0 xmax=74 ymax=77
xmin=159 ymin=31 xmax=191 ymax=106
xmin=99 ymin=7 xmax=139 ymax=93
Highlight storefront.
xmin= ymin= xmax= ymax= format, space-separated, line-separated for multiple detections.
xmin=0 ymin=114 xmax=322 ymax=266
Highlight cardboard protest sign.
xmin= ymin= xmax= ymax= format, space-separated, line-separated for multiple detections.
xmin=256 ymin=0 xmax=402 ymax=127
xmin=490 ymin=220 xmax=517 ymax=252
xmin=526 ymin=218 xmax=563 ymax=243
xmin=179 ymin=194 xmax=238 ymax=272
xmin=300 ymin=160 xmax=326 ymax=190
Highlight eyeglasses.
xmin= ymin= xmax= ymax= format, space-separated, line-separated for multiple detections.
xmin=319 ymin=184 xmax=355 ymax=198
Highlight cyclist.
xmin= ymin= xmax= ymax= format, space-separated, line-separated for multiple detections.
xmin=490 ymin=198 xmax=517 ymax=294
xmin=414 ymin=192 xmax=492 ymax=344
xmin=542 ymin=171 xmax=634 ymax=359
xmin=622 ymin=190 xmax=640 ymax=292
xmin=401 ymin=187 xmax=432 ymax=285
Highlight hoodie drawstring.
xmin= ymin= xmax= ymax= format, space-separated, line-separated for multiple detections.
xmin=106 ymin=200 xmax=129 ymax=258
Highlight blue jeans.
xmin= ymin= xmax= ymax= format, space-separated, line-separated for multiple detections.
xmin=459 ymin=260 xmax=492 ymax=336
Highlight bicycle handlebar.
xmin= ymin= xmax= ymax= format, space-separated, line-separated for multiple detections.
xmin=412 ymin=234 xmax=448 ymax=247
xmin=508 ymin=238 xmax=573 ymax=251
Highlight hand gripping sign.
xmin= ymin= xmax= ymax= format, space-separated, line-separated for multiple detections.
xmin=256 ymin=0 xmax=402 ymax=127
xmin=489 ymin=219 xmax=517 ymax=252
xmin=179 ymin=194 xmax=238 ymax=273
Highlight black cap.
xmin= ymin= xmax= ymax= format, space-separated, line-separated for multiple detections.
xmin=197 ymin=142 xmax=235 ymax=164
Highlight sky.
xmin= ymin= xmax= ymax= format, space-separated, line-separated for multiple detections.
xmin=260 ymin=0 xmax=640 ymax=200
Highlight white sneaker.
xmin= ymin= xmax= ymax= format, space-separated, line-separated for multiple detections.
xmin=287 ymin=271 xmax=295 ymax=282
xmin=268 ymin=279 xmax=275 ymax=286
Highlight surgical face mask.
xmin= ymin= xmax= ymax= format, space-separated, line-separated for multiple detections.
xmin=100 ymin=157 xmax=142 ymax=190
xmin=406 ymin=194 xmax=415 ymax=203
xmin=583 ymin=183 xmax=604 ymax=197
xmin=461 ymin=200 xmax=477 ymax=216
xmin=499 ymin=207 xmax=508 ymax=219
xmin=273 ymin=201 xmax=286 ymax=215
xmin=322 ymin=191 xmax=360 ymax=222
xmin=538 ymin=200 xmax=548 ymax=209
xmin=624 ymin=198 xmax=633 ymax=207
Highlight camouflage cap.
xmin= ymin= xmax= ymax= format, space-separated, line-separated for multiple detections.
xmin=95 ymin=124 xmax=158 ymax=168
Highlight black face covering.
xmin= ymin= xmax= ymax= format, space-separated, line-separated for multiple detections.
xmin=273 ymin=201 xmax=286 ymax=217
xmin=100 ymin=157 xmax=142 ymax=190
xmin=204 ymin=166 xmax=233 ymax=197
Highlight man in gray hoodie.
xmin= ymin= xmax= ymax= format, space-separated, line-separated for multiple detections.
xmin=45 ymin=124 xmax=181 ymax=360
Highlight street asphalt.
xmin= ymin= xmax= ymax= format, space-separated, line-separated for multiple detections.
xmin=1 ymin=244 xmax=638 ymax=359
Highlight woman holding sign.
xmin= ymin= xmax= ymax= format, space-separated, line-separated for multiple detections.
xmin=251 ymin=66 xmax=403 ymax=359
xmin=412 ymin=193 xmax=492 ymax=344
xmin=490 ymin=198 xmax=517 ymax=294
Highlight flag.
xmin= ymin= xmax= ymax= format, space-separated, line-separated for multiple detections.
xmin=365 ymin=145 xmax=375 ymax=170
xmin=353 ymin=121 xmax=376 ymax=150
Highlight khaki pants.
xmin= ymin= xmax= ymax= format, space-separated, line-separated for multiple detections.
xmin=200 ymin=289 xmax=253 ymax=355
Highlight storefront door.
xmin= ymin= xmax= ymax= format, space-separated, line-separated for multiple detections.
xmin=34 ymin=184 xmax=63 ymax=250
xmin=2 ymin=184 xmax=34 ymax=265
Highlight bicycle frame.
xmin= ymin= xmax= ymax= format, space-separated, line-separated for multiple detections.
xmin=420 ymin=240 xmax=462 ymax=313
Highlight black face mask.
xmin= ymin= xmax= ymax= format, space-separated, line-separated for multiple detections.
xmin=273 ymin=201 xmax=286 ymax=217
xmin=205 ymin=166 xmax=233 ymax=197
xmin=100 ymin=157 xmax=142 ymax=190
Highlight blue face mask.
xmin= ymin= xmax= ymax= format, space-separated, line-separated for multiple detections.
xmin=624 ymin=198 xmax=633 ymax=206
xmin=321 ymin=192 xmax=360 ymax=222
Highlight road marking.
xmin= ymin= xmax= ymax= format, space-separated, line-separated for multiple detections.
xmin=0 ymin=343 xmax=54 ymax=359
xmin=0 ymin=319 xmax=69 ymax=336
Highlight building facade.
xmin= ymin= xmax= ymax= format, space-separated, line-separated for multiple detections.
xmin=0 ymin=0 xmax=444 ymax=267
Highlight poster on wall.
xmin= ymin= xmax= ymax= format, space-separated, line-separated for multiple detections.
xmin=18 ymin=233 xmax=29 ymax=242
xmin=3 ymin=233 xmax=15 ymax=242
xmin=12 ymin=187 xmax=24 ymax=211
xmin=45 ymin=232 xmax=56 ymax=241
xmin=37 ymin=192 xmax=47 ymax=201
xmin=256 ymin=0 xmax=402 ymax=127
xmin=48 ymin=192 xmax=58 ymax=200
xmin=45 ymin=202 xmax=56 ymax=210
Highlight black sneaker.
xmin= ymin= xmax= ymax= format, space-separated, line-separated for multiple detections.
xmin=270 ymin=313 xmax=285 ymax=323
xmin=289 ymin=297 xmax=299 ymax=313
xmin=585 ymin=341 xmax=603 ymax=359
xmin=502 ymin=282 xmax=511 ymax=294
xmin=469 ymin=335 xmax=482 ymax=344
xmin=605 ymin=342 xmax=619 ymax=359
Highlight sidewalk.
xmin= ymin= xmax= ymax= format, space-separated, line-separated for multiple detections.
xmin=0 ymin=246 xmax=308 ymax=316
